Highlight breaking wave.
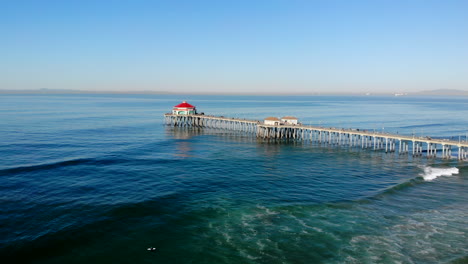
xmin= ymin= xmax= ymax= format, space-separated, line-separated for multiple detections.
xmin=420 ymin=166 xmax=459 ymax=181
xmin=366 ymin=165 xmax=461 ymax=201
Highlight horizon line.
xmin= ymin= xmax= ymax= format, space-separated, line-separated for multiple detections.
xmin=1 ymin=88 xmax=468 ymax=97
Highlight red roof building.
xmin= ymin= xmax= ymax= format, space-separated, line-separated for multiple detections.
xmin=172 ymin=101 xmax=197 ymax=115
xmin=174 ymin=101 xmax=195 ymax=108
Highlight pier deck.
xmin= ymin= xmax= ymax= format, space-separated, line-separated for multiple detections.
xmin=164 ymin=114 xmax=468 ymax=160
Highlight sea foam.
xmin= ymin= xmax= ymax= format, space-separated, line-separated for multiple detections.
xmin=420 ymin=166 xmax=459 ymax=181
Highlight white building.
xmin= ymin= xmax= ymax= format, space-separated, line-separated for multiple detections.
xmin=264 ymin=117 xmax=280 ymax=125
xmin=281 ymin=116 xmax=298 ymax=125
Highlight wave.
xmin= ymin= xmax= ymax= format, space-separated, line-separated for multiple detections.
xmin=0 ymin=157 xmax=182 ymax=176
xmin=364 ymin=166 xmax=459 ymax=202
xmin=0 ymin=158 xmax=94 ymax=175
xmin=419 ymin=166 xmax=459 ymax=181
xmin=377 ymin=179 xmax=421 ymax=197
xmin=400 ymin=123 xmax=443 ymax=129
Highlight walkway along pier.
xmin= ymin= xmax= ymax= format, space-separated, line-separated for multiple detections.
xmin=164 ymin=113 xmax=468 ymax=161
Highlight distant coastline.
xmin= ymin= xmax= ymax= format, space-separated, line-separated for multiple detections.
xmin=1 ymin=88 xmax=467 ymax=97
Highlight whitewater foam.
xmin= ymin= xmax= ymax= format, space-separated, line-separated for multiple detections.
xmin=420 ymin=166 xmax=459 ymax=181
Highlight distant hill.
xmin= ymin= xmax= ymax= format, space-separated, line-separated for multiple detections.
xmin=0 ymin=89 xmax=89 ymax=94
xmin=412 ymin=89 xmax=468 ymax=96
xmin=0 ymin=89 xmax=172 ymax=95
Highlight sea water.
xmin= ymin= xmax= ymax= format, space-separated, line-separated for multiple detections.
xmin=0 ymin=94 xmax=467 ymax=263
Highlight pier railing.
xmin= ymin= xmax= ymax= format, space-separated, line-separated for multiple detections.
xmin=164 ymin=113 xmax=468 ymax=160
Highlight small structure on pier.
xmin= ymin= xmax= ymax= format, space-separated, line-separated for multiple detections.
xmin=281 ymin=116 xmax=298 ymax=125
xmin=264 ymin=117 xmax=280 ymax=125
xmin=172 ymin=101 xmax=197 ymax=115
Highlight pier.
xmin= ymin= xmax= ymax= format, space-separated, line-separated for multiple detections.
xmin=164 ymin=113 xmax=468 ymax=160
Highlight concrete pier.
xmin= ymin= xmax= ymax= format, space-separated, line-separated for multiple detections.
xmin=164 ymin=114 xmax=468 ymax=160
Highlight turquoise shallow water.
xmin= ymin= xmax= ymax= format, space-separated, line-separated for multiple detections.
xmin=0 ymin=94 xmax=467 ymax=263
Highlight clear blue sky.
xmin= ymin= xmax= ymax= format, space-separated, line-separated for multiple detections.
xmin=1 ymin=0 xmax=467 ymax=93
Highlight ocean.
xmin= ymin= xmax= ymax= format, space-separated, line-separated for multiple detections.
xmin=0 ymin=94 xmax=467 ymax=263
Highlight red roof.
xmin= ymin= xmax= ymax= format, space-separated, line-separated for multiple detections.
xmin=174 ymin=101 xmax=195 ymax=108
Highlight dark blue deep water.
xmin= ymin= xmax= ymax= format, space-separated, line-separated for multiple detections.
xmin=1 ymin=94 xmax=467 ymax=263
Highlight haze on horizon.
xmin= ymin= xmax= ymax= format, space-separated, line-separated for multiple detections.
xmin=1 ymin=0 xmax=467 ymax=94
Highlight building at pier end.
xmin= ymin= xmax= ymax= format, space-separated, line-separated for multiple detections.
xmin=172 ymin=101 xmax=197 ymax=115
